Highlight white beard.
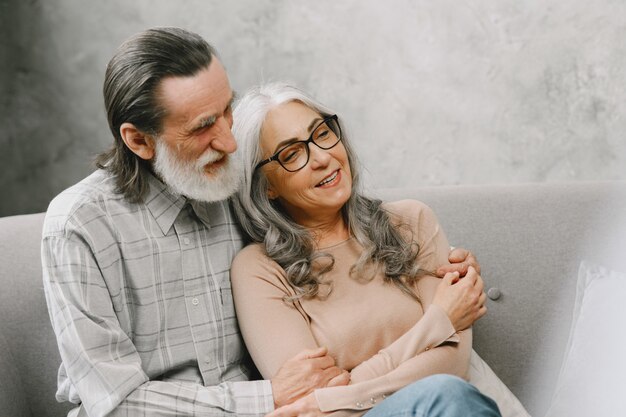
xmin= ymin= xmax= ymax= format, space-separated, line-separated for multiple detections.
xmin=153 ymin=139 xmax=241 ymax=203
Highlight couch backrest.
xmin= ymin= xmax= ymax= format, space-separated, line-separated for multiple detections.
xmin=374 ymin=181 xmax=626 ymax=417
xmin=0 ymin=213 xmax=73 ymax=417
xmin=2 ymin=182 xmax=625 ymax=417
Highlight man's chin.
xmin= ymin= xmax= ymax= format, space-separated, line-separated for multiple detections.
xmin=173 ymin=170 xmax=240 ymax=203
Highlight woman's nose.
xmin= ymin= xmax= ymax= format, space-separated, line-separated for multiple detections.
xmin=308 ymin=144 xmax=331 ymax=169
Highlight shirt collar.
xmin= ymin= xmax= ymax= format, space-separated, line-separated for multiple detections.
xmin=144 ymin=173 xmax=216 ymax=234
xmin=144 ymin=173 xmax=187 ymax=235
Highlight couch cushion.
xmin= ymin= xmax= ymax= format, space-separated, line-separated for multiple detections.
xmin=0 ymin=213 xmax=73 ymax=417
xmin=545 ymin=261 xmax=626 ymax=416
xmin=0 ymin=330 xmax=30 ymax=416
xmin=373 ymin=181 xmax=626 ymax=417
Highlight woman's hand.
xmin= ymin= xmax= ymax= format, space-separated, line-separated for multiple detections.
xmin=432 ymin=266 xmax=487 ymax=331
xmin=265 ymin=392 xmax=329 ymax=417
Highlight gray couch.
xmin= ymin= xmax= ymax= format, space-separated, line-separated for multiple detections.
xmin=2 ymin=181 xmax=625 ymax=417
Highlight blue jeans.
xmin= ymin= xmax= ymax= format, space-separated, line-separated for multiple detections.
xmin=363 ymin=374 xmax=501 ymax=417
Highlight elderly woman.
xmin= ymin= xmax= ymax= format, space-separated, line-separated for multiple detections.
xmin=230 ymin=83 xmax=503 ymax=417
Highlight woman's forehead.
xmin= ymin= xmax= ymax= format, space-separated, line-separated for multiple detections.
xmin=261 ymin=102 xmax=321 ymax=147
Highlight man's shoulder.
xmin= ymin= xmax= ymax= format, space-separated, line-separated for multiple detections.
xmin=43 ymin=170 xmax=129 ymax=237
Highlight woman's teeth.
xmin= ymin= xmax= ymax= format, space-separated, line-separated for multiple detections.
xmin=317 ymin=170 xmax=338 ymax=186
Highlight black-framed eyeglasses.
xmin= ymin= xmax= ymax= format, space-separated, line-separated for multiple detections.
xmin=255 ymin=114 xmax=342 ymax=173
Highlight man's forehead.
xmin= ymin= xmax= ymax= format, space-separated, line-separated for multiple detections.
xmin=157 ymin=62 xmax=233 ymax=124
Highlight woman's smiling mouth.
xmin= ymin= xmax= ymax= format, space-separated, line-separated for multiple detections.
xmin=316 ymin=169 xmax=340 ymax=187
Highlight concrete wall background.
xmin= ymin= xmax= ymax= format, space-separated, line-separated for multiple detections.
xmin=1 ymin=0 xmax=625 ymax=216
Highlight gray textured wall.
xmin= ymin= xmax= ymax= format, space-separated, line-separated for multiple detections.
xmin=1 ymin=0 xmax=625 ymax=216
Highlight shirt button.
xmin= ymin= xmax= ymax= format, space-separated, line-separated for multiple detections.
xmin=370 ymin=397 xmax=377 ymax=404
xmin=191 ymin=297 xmax=199 ymax=306
xmin=183 ymin=238 xmax=191 ymax=245
xmin=355 ymin=402 xmax=364 ymax=408
xmin=204 ymin=357 xmax=211 ymax=364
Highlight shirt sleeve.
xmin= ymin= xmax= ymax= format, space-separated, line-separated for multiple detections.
xmin=315 ymin=200 xmax=473 ymax=412
xmin=230 ymin=245 xmax=320 ymax=379
xmin=42 ymin=233 xmax=273 ymax=417
xmin=348 ymin=201 xmax=460 ymax=382
xmin=315 ymin=329 xmax=472 ymax=412
xmin=348 ymin=303 xmax=460 ymax=383
xmin=231 ymin=200 xmax=473 ymax=415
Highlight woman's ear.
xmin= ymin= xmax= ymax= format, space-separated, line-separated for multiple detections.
xmin=120 ymin=122 xmax=156 ymax=160
xmin=267 ymin=186 xmax=278 ymax=200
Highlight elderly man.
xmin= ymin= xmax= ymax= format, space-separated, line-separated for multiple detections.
xmin=42 ymin=27 xmax=489 ymax=417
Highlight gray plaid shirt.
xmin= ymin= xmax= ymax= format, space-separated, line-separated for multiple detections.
xmin=42 ymin=170 xmax=273 ymax=417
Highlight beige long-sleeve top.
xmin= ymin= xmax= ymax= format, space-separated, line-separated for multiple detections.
xmin=231 ymin=200 xmax=472 ymax=415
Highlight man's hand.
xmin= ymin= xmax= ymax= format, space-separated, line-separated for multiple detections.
xmin=436 ymin=247 xmax=481 ymax=277
xmin=271 ymin=347 xmax=349 ymax=408
xmin=266 ymin=392 xmax=328 ymax=417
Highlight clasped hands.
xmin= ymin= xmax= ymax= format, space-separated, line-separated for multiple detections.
xmin=267 ymin=248 xmax=484 ymax=417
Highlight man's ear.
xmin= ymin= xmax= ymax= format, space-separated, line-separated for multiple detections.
xmin=120 ymin=122 xmax=156 ymax=161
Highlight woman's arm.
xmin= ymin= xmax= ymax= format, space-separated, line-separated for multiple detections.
xmin=315 ymin=329 xmax=472 ymax=412
xmin=231 ymin=245 xmax=470 ymax=415
xmin=231 ymin=244 xmax=320 ymax=378
xmin=233 ymin=201 xmax=480 ymax=413
xmin=349 ymin=200 xmax=463 ymax=383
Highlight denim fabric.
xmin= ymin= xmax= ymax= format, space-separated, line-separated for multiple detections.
xmin=364 ymin=374 xmax=501 ymax=417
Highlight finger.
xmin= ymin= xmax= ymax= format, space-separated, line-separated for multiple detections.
xmin=310 ymin=354 xmax=336 ymax=369
xmin=462 ymin=266 xmax=478 ymax=285
xmin=320 ymin=365 xmax=343 ymax=383
xmin=436 ymin=262 xmax=469 ymax=277
xmin=474 ymin=274 xmax=484 ymax=293
xmin=294 ymin=346 xmax=327 ymax=360
xmin=326 ymin=370 xmax=350 ymax=387
xmin=478 ymin=291 xmax=487 ymax=306
xmin=441 ymin=271 xmax=460 ymax=285
xmin=465 ymin=253 xmax=481 ymax=274
xmin=477 ymin=305 xmax=488 ymax=320
xmin=265 ymin=406 xmax=291 ymax=417
xmin=448 ymin=247 xmax=469 ymax=263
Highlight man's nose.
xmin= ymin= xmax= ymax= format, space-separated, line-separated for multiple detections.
xmin=210 ymin=117 xmax=237 ymax=154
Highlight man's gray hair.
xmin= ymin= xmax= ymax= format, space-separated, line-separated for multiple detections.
xmin=96 ymin=27 xmax=217 ymax=202
xmin=232 ymin=82 xmax=426 ymax=301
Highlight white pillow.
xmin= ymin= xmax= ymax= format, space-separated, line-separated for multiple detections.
xmin=468 ymin=350 xmax=531 ymax=417
xmin=545 ymin=261 xmax=626 ymax=417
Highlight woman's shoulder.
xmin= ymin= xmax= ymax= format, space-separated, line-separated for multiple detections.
xmin=232 ymin=243 xmax=281 ymax=277
xmin=231 ymin=243 xmax=297 ymax=298
xmin=234 ymin=242 xmax=267 ymax=260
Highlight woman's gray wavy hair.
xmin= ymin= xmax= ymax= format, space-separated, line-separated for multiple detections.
xmin=232 ymin=82 xmax=425 ymax=301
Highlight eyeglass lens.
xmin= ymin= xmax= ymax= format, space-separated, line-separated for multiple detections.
xmin=277 ymin=118 xmax=341 ymax=171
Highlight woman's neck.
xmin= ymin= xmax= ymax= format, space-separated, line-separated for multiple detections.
xmin=299 ymin=213 xmax=350 ymax=249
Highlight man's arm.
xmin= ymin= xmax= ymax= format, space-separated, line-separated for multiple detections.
xmin=43 ymin=234 xmax=273 ymax=417
xmin=436 ymin=247 xmax=481 ymax=277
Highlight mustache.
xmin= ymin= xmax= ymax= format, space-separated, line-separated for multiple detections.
xmin=195 ymin=149 xmax=226 ymax=169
